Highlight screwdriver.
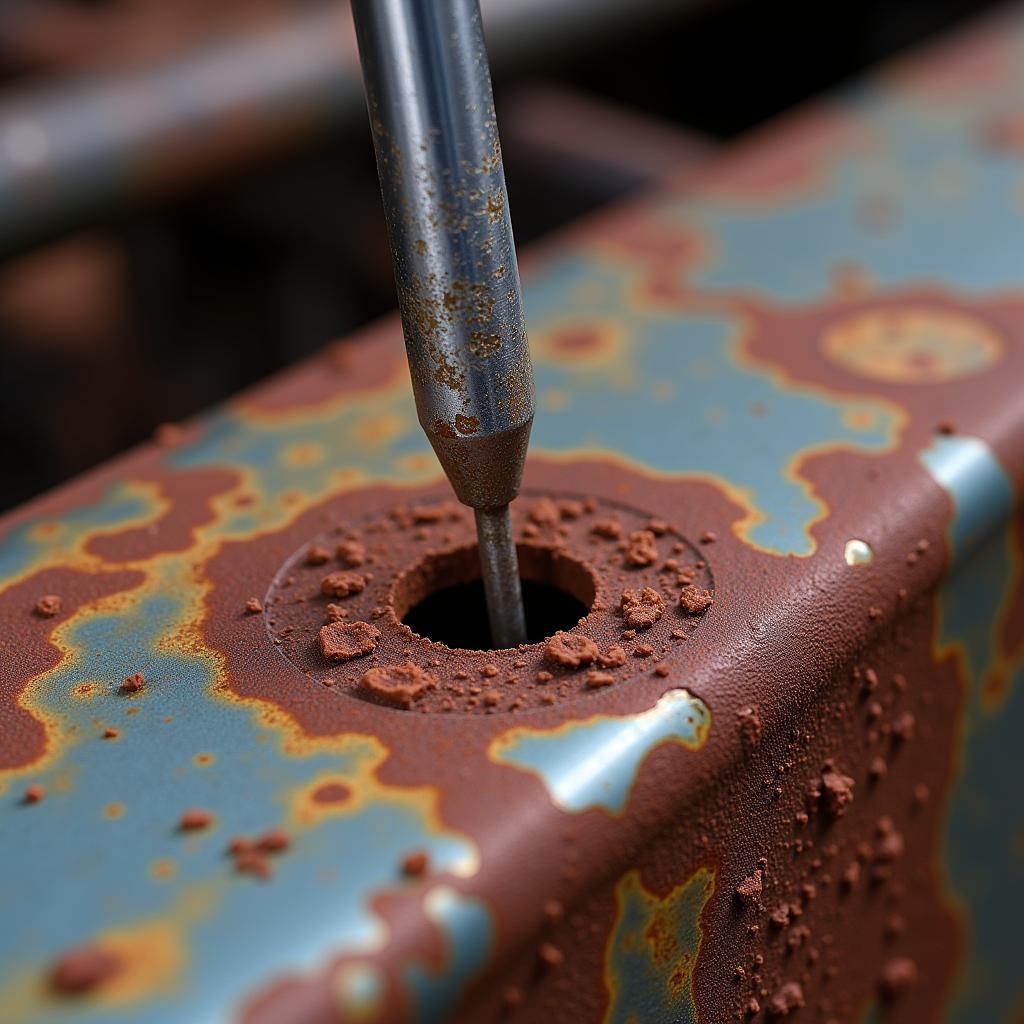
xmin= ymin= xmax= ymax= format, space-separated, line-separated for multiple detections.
xmin=351 ymin=0 xmax=534 ymax=648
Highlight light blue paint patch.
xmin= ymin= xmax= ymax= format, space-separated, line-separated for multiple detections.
xmin=0 ymin=483 xmax=158 ymax=585
xmin=404 ymin=886 xmax=492 ymax=1024
xmin=166 ymin=255 xmax=900 ymax=558
xmin=525 ymin=258 xmax=900 ymax=555
xmin=920 ymin=434 xmax=1024 ymax=1021
xmin=0 ymin=571 xmax=477 ymax=1023
xmin=336 ymin=962 xmax=385 ymax=1016
xmin=922 ymin=435 xmax=1015 ymax=684
xmin=604 ymin=868 xmax=713 ymax=1024
xmin=172 ymin=393 xmax=436 ymax=527
xmin=690 ymin=95 xmax=1024 ymax=303
xmin=490 ymin=689 xmax=711 ymax=815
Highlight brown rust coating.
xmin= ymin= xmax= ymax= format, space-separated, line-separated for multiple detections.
xmin=9 ymin=23 xmax=1024 ymax=1013
xmin=4 ymin=276 xmax=1019 ymax=1021
xmin=205 ymin=411 xmax=985 ymax=1024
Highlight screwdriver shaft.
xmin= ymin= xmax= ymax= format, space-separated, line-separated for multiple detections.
xmin=352 ymin=0 xmax=533 ymax=647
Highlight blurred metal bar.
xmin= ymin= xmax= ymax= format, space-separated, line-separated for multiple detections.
xmin=499 ymin=83 xmax=718 ymax=193
xmin=0 ymin=0 xmax=687 ymax=256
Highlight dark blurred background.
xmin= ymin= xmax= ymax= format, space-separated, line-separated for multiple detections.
xmin=0 ymin=0 xmax=1000 ymax=512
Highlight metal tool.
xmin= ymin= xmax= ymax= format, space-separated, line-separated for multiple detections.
xmin=352 ymin=0 xmax=534 ymax=648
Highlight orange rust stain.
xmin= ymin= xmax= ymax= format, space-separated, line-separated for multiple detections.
xmin=149 ymin=858 xmax=177 ymax=881
xmin=312 ymin=781 xmax=353 ymax=805
xmin=842 ymin=409 xmax=879 ymax=430
xmin=103 ymin=802 xmax=125 ymax=820
xmin=292 ymin=774 xmax=357 ymax=825
xmin=356 ymin=413 xmax=408 ymax=447
xmin=71 ymin=682 xmax=102 ymax=700
xmin=537 ymin=322 xmax=622 ymax=368
xmin=193 ymin=752 xmax=215 ymax=767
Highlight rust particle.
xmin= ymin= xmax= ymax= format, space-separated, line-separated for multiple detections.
xmin=34 ymin=594 xmax=62 ymax=617
xmin=320 ymin=571 xmax=367 ymax=599
xmin=544 ymin=632 xmax=599 ymax=668
xmin=255 ymin=829 xmax=291 ymax=854
xmin=336 ymin=539 xmax=365 ymax=567
xmin=24 ymin=784 xmax=45 ymax=804
xmin=235 ymin=850 xmax=273 ymax=880
xmin=179 ymin=808 xmax=212 ymax=831
xmin=624 ymin=530 xmax=659 ymax=567
xmin=245 ymin=597 xmax=263 ymax=614
xmin=598 ymin=645 xmax=626 ymax=668
xmin=620 ymin=587 xmax=665 ymax=629
xmin=319 ymin=621 xmax=380 ymax=661
xmin=305 ymin=544 xmax=331 ymax=566
xmin=538 ymin=943 xmax=565 ymax=969
xmin=735 ymin=869 xmax=763 ymax=905
xmin=359 ymin=662 xmax=436 ymax=707
xmin=121 ymin=673 xmax=145 ymax=694
xmin=50 ymin=946 xmax=120 ymax=995
xmin=401 ymin=850 xmax=429 ymax=877
xmin=679 ymin=585 xmax=714 ymax=615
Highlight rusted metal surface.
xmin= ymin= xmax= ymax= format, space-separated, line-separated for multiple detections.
xmin=3 ymin=7 xmax=1024 ymax=1022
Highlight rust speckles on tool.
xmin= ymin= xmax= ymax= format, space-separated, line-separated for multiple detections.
xmin=319 ymin=621 xmax=380 ymax=661
xmin=34 ymin=594 xmax=62 ymax=618
xmin=49 ymin=946 xmax=120 ymax=995
xmin=358 ymin=663 xmax=436 ymax=708
xmin=320 ymin=571 xmax=367 ymax=599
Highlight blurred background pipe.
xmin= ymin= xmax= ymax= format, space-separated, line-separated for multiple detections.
xmin=0 ymin=0 xmax=686 ymax=258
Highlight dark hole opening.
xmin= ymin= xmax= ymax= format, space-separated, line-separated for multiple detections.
xmin=402 ymin=577 xmax=590 ymax=649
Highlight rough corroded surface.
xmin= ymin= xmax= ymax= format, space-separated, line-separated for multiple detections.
xmin=2 ymin=10 xmax=1024 ymax=1023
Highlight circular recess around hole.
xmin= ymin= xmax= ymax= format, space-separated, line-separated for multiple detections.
xmin=262 ymin=491 xmax=714 ymax=714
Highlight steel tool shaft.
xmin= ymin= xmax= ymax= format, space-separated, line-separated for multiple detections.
xmin=352 ymin=0 xmax=534 ymax=648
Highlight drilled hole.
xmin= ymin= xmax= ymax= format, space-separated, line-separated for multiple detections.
xmin=392 ymin=544 xmax=597 ymax=650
